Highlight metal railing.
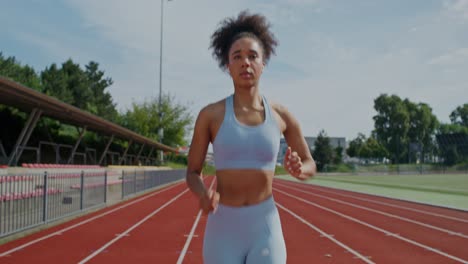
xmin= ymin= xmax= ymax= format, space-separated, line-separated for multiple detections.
xmin=0 ymin=168 xmax=186 ymax=238
xmin=121 ymin=169 xmax=186 ymax=198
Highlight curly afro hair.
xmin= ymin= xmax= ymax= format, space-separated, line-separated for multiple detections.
xmin=209 ymin=10 xmax=279 ymax=71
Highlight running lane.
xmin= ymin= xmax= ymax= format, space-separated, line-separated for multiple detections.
xmin=182 ymin=179 xmax=369 ymax=264
xmin=0 ymin=179 xmax=206 ymax=264
xmin=80 ymin=176 xmax=215 ymax=263
xmin=278 ymin=179 xmax=468 ymax=221
xmin=273 ymin=180 xmax=468 ymax=263
xmin=276 ymin=179 xmax=468 ymax=236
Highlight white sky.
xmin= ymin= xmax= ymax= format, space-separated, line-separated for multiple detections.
xmin=1 ymin=0 xmax=467 ymax=142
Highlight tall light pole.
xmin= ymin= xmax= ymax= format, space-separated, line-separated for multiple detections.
xmin=158 ymin=0 xmax=171 ymax=164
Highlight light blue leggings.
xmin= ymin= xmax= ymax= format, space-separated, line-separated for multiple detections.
xmin=203 ymin=195 xmax=286 ymax=264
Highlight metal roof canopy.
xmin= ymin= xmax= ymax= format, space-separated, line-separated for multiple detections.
xmin=0 ymin=77 xmax=176 ymax=153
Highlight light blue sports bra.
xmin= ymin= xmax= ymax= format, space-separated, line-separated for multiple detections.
xmin=212 ymin=94 xmax=281 ymax=171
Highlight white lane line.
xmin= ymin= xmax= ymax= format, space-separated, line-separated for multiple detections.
xmin=276 ymin=202 xmax=374 ymax=264
xmin=274 ymin=188 xmax=468 ymax=263
xmin=275 ymin=183 xmax=468 ymax=239
xmin=0 ymin=181 xmax=183 ymax=257
xmin=176 ymin=177 xmax=217 ymax=264
xmin=277 ymin=179 xmax=468 ymax=223
xmin=78 ymin=189 xmax=189 ymax=264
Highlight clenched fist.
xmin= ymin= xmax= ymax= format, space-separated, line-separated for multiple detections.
xmin=199 ymin=189 xmax=220 ymax=214
xmin=283 ymin=147 xmax=308 ymax=180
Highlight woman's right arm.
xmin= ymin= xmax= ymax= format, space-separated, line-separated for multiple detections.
xmin=186 ymin=107 xmax=219 ymax=213
xmin=186 ymin=107 xmax=211 ymax=197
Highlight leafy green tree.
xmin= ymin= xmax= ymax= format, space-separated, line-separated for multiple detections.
xmin=347 ymin=133 xmax=388 ymax=161
xmin=334 ymin=146 xmax=343 ymax=164
xmin=347 ymin=133 xmax=366 ymax=157
xmin=437 ymin=104 xmax=468 ymax=165
xmin=0 ymin=52 xmax=42 ymax=91
xmin=120 ymin=94 xmax=193 ymax=147
xmin=373 ymin=94 xmax=409 ymax=163
xmin=84 ymin=61 xmax=118 ymax=122
xmin=449 ymin=104 xmax=468 ymax=127
xmin=41 ymin=62 xmax=74 ymax=103
xmin=405 ymin=100 xmax=439 ymax=162
xmin=41 ymin=59 xmax=96 ymax=111
xmin=438 ymin=124 xmax=468 ymax=134
xmin=360 ymin=137 xmax=388 ymax=159
xmin=41 ymin=59 xmax=118 ymax=120
xmin=313 ymin=130 xmax=334 ymax=171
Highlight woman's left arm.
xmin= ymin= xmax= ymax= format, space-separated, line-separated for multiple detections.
xmin=273 ymin=103 xmax=317 ymax=180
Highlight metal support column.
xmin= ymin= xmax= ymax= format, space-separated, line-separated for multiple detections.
xmin=68 ymin=126 xmax=87 ymax=164
xmin=136 ymin=144 xmax=145 ymax=164
xmin=0 ymin=140 xmax=7 ymax=160
xmin=98 ymin=135 xmax=114 ymax=165
xmin=8 ymin=109 xmax=42 ymax=166
xmin=147 ymin=147 xmax=155 ymax=165
xmin=118 ymin=140 xmax=133 ymax=165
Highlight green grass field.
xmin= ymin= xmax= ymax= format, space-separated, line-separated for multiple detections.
xmin=276 ymin=173 xmax=468 ymax=211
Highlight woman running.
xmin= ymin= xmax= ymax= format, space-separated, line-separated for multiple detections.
xmin=186 ymin=10 xmax=317 ymax=264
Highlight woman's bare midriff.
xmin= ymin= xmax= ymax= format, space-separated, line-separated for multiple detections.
xmin=215 ymin=169 xmax=274 ymax=207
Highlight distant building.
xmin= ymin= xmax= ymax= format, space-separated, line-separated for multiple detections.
xmin=277 ymin=136 xmax=346 ymax=164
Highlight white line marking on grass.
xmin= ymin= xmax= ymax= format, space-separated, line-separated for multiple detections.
xmin=275 ymin=183 xmax=468 ymax=239
xmin=0 ymin=182 xmax=183 ymax=257
xmin=274 ymin=188 xmax=468 ymax=263
xmin=276 ymin=202 xmax=375 ymax=264
xmin=176 ymin=176 xmax=217 ymax=264
xmin=277 ymin=179 xmax=468 ymax=223
xmin=78 ymin=189 xmax=189 ymax=264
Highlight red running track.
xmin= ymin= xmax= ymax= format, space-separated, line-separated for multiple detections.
xmin=0 ymin=176 xmax=467 ymax=263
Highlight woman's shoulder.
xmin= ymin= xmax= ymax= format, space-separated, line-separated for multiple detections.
xmin=201 ymin=98 xmax=225 ymax=112
xmin=267 ymin=98 xmax=298 ymax=128
xmin=198 ymin=98 xmax=227 ymax=120
xmin=268 ymin=99 xmax=288 ymax=116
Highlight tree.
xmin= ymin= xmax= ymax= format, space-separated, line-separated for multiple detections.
xmin=449 ymin=104 xmax=468 ymax=127
xmin=120 ymin=93 xmax=193 ymax=147
xmin=0 ymin=52 xmax=42 ymax=91
xmin=41 ymin=62 xmax=74 ymax=104
xmin=360 ymin=137 xmax=388 ymax=160
xmin=437 ymin=104 xmax=468 ymax=165
xmin=405 ymin=100 xmax=439 ymax=162
xmin=41 ymin=59 xmax=118 ymax=122
xmin=84 ymin=61 xmax=118 ymax=122
xmin=334 ymin=146 xmax=343 ymax=164
xmin=373 ymin=94 xmax=409 ymax=164
xmin=347 ymin=133 xmax=366 ymax=157
xmin=313 ymin=130 xmax=334 ymax=171
xmin=347 ymin=133 xmax=388 ymax=161
xmin=439 ymin=123 xmax=468 ymax=134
